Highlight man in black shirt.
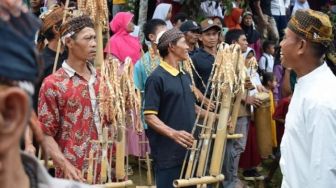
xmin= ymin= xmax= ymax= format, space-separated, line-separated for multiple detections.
xmin=144 ymin=29 xmax=196 ymax=188
xmin=250 ymin=0 xmax=279 ymax=42
xmin=190 ymin=18 xmax=221 ymax=95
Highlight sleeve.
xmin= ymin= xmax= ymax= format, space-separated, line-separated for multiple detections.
xmin=306 ymin=104 xmax=336 ymax=188
xmin=133 ymin=60 xmax=144 ymax=91
xmin=143 ymin=75 xmax=162 ymax=115
xmin=38 ymin=79 xmax=61 ymax=137
xmin=258 ymin=56 xmax=266 ymax=70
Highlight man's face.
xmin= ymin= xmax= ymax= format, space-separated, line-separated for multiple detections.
xmin=236 ymin=34 xmax=248 ymax=53
xmin=70 ymin=27 xmax=97 ymax=62
xmin=280 ymin=29 xmax=299 ymax=69
xmin=184 ymin=30 xmax=199 ymax=46
xmin=171 ymin=37 xmax=190 ymax=61
xmin=200 ymin=28 xmax=219 ymax=49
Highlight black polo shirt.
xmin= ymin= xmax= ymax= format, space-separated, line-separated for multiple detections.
xmin=144 ymin=61 xmax=196 ymax=169
xmin=191 ymin=48 xmax=215 ymax=95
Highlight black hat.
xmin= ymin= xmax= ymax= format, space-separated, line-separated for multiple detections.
xmin=180 ymin=20 xmax=200 ymax=33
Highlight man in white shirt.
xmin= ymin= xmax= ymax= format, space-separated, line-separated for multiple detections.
xmin=271 ymin=0 xmax=290 ymax=39
xmin=280 ymin=9 xmax=336 ymax=188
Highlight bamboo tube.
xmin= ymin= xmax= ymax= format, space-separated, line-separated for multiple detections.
xmin=184 ymin=141 xmax=197 ymax=178
xmin=209 ymin=86 xmax=233 ymax=176
xmin=96 ymin=180 xmax=134 ymax=188
xmin=100 ymin=127 xmax=109 ymax=183
xmin=87 ymin=150 xmax=95 ymax=184
xmin=173 ymin=175 xmax=225 ymax=188
xmin=146 ymin=152 xmax=153 ymax=185
xmin=115 ymin=125 xmax=126 ymax=180
xmin=228 ymin=90 xmax=243 ymax=134
xmin=196 ymin=112 xmax=216 ymax=177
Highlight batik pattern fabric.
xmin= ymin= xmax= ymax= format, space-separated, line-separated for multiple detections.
xmin=38 ymin=63 xmax=100 ymax=179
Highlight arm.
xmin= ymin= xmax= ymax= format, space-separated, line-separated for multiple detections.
xmin=253 ymin=0 xmax=267 ymax=25
xmin=145 ymin=114 xmax=194 ymax=148
xmin=307 ymin=106 xmax=336 ymax=188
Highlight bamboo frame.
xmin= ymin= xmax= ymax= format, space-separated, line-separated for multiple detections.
xmin=228 ymin=90 xmax=243 ymax=134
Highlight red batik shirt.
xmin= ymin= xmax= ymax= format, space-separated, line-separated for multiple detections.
xmin=38 ymin=62 xmax=100 ymax=178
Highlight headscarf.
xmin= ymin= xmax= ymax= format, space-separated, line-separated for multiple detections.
xmin=240 ymin=11 xmax=260 ymax=44
xmin=0 ymin=12 xmax=41 ymax=84
xmin=152 ymin=3 xmax=173 ymax=29
xmin=224 ymin=8 xmax=243 ymax=30
xmin=104 ymin=12 xmax=141 ymax=64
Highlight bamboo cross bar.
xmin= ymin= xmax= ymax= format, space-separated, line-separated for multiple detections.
xmin=95 ymin=180 xmax=134 ymax=188
xmin=199 ymin=133 xmax=243 ymax=139
xmin=173 ymin=175 xmax=225 ymax=188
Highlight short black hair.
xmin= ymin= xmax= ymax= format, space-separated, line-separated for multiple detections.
xmin=225 ymin=29 xmax=245 ymax=44
xmin=158 ymin=38 xmax=180 ymax=58
xmin=310 ymin=42 xmax=328 ymax=58
xmin=262 ymin=40 xmax=275 ymax=52
xmin=143 ymin=19 xmax=167 ymax=41
xmin=172 ymin=12 xmax=188 ymax=24
xmin=262 ymin=72 xmax=275 ymax=86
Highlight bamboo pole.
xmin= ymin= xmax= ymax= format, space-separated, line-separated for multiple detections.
xmin=146 ymin=152 xmax=153 ymax=185
xmin=173 ymin=175 xmax=225 ymax=188
xmin=115 ymin=125 xmax=126 ymax=180
xmin=95 ymin=22 xmax=104 ymax=68
xmin=100 ymin=127 xmax=109 ymax=183
xmin=87 ymin=150 xmax=95 ymax=184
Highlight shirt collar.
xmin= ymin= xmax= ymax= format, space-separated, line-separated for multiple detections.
xmin=297 ymin=62 xmax=328 ymax=84
xmin=62 ymin=61 xmax=97 ymax=78
xmin=159 ymin=60 xmax=184 ymax=76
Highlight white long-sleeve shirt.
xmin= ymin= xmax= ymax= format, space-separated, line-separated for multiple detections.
xmin=271 ymin=0 xmax=290 ymax=16
xmin=280 ymin=63 xmax=336 ymax=188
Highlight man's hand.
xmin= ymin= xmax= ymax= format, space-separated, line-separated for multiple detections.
xmin=245 ymin=96 xmax=262 ymax=108
xmin=61 ymin=160 xmax=86 ymax=182
xmin=170 ymin=130 xmax=194 ymax=148
xmin=0 ymin=0 xmax=28 ymax=21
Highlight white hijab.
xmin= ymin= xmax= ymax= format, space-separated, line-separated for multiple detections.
xmin=152 ymin=3 xmax=173 ymax=29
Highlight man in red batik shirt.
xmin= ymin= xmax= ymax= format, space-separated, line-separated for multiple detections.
xmin=38 ymin=15 xmax=100 ymax=182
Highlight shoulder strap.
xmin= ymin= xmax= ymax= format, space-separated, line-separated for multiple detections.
xmin=261 ymin=55 xmax=268 ymax=70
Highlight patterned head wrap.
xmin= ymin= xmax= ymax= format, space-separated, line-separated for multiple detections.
xmin=59 ymin=13 xmax=94 ymax=43
xmin=39 ymin=5 xmax=64 ymax=34
xmin=157 ymin=28 xmax=184 ymax=50
xmin=288 ymin=9 xmax=333 ymax=46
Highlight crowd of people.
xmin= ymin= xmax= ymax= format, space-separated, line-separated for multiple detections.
xmin=1 ymin=0 xmax=336 ymax=188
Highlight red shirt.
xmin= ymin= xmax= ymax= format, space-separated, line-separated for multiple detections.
xmin=38 ymin=62 xmax=100 ymax=178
